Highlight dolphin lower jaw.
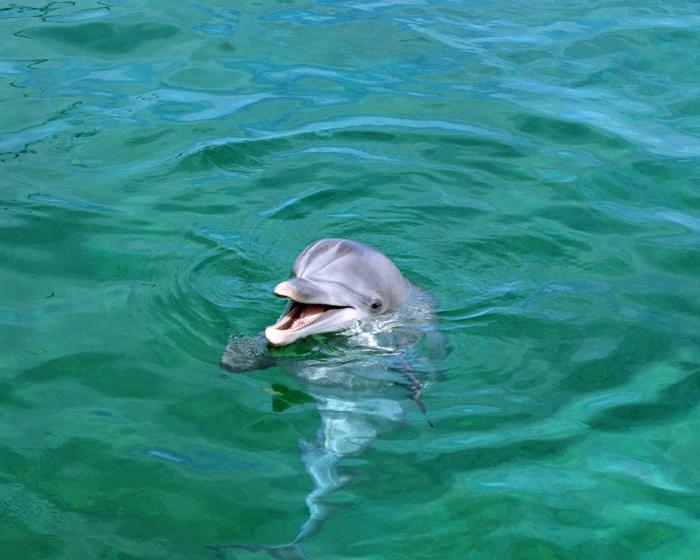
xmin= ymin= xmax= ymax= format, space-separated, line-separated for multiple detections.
xmin=265 ymin=304 xmax=364 ymax=346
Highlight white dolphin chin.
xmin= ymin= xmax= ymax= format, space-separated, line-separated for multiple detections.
xmin=264 ymin=302 xmax=364 ymax=346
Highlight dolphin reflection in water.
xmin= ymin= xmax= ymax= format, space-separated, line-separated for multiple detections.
xmin=216 ymin=239 xmax=443 ymax=559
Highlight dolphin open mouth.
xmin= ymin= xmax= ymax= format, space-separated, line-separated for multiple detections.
xmin=271 ymin=300 xmax=350 ymax=332
xmin=265 ymin=276 xmax=367 ymax=346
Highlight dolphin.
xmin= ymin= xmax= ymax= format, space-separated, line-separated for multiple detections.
xmin=216 ymin=239 xmax=442 ymax=559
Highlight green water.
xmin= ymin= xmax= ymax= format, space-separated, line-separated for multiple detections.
xmin=2 ymin=1 xmax=700 ymax=558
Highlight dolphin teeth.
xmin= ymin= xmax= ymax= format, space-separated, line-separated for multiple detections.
xmin=290 ymin=308 xmax=325 ymax=331
xmin=272 ymin=301 xmax=348 ymax=332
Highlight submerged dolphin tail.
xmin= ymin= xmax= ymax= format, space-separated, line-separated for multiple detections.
xmin=293 ymin=435 xmax=344 ymax=542
xmin=206 ymin=432 xmax=344 ymax=560
xmin=206 ymin=542 xmax=308 ymax=560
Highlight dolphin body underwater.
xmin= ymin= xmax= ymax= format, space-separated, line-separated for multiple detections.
xmin=216 ymin=238 xmax=443 ymax=559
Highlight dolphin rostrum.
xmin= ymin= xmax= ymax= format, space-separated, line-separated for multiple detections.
xmin=216 ymin=239 xmax=442 ymax=559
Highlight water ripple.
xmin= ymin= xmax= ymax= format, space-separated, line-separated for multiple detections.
xmin=3 ymin=0 xmax=700 ymax=557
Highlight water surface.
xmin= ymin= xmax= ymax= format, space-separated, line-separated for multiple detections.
xmin=2 ymin=1 xmax=700 ymax=558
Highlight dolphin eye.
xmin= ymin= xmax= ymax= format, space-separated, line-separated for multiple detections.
xmin=370 ymin=300 xmax=383 ymax=312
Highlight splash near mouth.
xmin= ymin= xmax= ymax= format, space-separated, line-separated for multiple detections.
xmin=272 ymin=301 xmax=347 ymax=332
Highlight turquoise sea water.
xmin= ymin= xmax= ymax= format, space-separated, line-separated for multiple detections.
xmin=2 ymin=1 xmax=700 ymax=558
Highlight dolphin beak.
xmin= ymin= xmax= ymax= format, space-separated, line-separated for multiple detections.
xmin=273 ymin=281 xmax=297 ymax=300
xmin=264 ymin=279 xmax=360 ymax=346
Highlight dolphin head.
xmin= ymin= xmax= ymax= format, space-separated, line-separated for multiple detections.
xmin=264 ymin=239 xmax=411 ymax=346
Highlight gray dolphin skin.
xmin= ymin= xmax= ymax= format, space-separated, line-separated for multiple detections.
xmin=264 ymin=238 xmax=411 ymax=346
xmin=217 ymin=239 xmax=442 ymax=560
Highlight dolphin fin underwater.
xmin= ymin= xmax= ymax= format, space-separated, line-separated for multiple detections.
xmin=216 ymin=239 xmax=443 ymax=558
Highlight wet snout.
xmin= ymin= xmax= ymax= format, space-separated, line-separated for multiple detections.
xmin=274 ymin=277 xmax=330 ymax=304
xmin=273 ymin=280 xmax=296 ymax=299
